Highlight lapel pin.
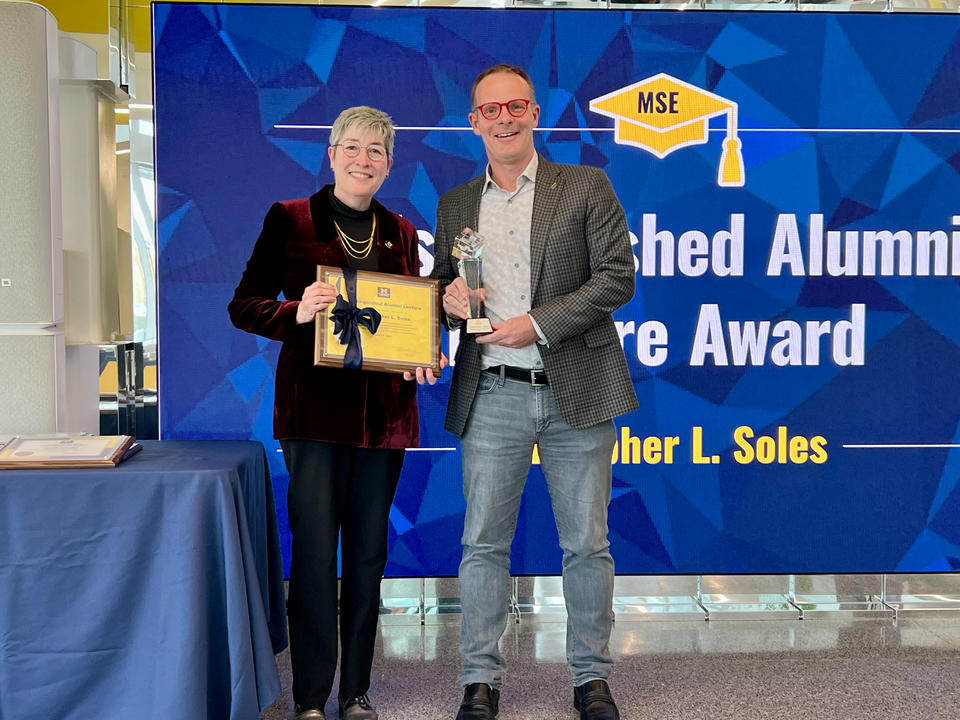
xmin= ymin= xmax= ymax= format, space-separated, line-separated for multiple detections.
xmin=384 ymin=240 xmax=393 ymax=249
xmin=551 ymin=181 xmax=557 ymax=189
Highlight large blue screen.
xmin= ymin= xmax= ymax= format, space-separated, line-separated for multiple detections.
xmin=154 ymin=4 xmax=960 ymax=575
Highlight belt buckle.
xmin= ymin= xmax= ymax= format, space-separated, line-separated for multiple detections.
xmin=530 ymin=369 xmax=545 ymax=387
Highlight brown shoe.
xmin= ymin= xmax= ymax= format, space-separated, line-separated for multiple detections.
xmin=573 ymin=679 xmax=620 ymax=720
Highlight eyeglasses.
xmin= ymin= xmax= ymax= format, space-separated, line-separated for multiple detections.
xmin=332 ymin=142 xmax=389 ymax=162
xmin=474 ymin=98 xmax=532 ymax=121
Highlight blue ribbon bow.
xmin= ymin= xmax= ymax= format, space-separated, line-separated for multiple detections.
xmin=329 ymin=268 xmax=381 ymax=371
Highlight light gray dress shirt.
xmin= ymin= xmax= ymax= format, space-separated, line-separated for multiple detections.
xmin=476 ymin=153 xmax=546 ymax=370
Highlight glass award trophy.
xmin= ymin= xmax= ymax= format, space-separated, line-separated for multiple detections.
xmin=452 ymin=231 xmax=493 ymax=334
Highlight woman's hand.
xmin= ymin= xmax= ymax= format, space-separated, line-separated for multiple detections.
xmin=296 ymin=281 xmax=339 ymax=324
xmin=403 ymin=353 xmax=449 ymax=385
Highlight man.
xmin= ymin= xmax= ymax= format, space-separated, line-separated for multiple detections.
xmin=427 ymin=64 xmax=639 ymax=720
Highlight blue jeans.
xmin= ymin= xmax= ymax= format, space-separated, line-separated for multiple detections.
xmin=458 ymin=369 xmax=617 ymax=689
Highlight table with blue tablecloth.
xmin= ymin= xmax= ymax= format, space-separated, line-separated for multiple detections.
xmin=0 ymin=440 xmax=288 ymax=720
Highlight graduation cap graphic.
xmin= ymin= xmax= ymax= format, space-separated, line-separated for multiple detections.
xmin=589 ymin=74 xmax=745 ymax=187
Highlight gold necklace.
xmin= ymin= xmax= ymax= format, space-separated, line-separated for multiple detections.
xmin=334 ymin=216 xmax=376 ymax=260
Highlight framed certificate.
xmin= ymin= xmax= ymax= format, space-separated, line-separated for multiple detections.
xmin=314 ymin=266 xmax=442 ymax=374
xmin=0 ymin=435 xmax=136 ymax=469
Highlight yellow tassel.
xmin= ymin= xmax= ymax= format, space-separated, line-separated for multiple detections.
xmin=719 ymin=137 xmax=745 ymax=187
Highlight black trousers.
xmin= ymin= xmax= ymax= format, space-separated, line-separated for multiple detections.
xmin=281 ymin=439 xmax=404 ymax=709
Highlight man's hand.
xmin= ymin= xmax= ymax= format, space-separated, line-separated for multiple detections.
xmin=403 ymin=353 xmax=449 ymax=385
xmin=296 ymin=281 xmax=339 ymax=324
xmin=476 ymin=315 xmax=539 ymax=348
xmin=442 ymin=277 xmax=472 ymax=320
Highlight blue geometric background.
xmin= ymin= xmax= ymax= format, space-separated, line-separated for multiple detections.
xmin=154 ymin=5 xmax=960 ymax=575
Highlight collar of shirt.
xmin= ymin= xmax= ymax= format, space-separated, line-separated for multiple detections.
xmin=482 ymin=152 xmax=539 ymax=196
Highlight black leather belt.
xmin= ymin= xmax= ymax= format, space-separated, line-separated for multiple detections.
xmin=484 ymin=365 xmax=548 ymax=386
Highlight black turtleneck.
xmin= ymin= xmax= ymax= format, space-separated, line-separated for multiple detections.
xmin=327 ymin=186 xmax=379 ymax=271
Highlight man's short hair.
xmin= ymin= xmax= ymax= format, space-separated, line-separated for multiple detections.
xmin=329 ymin=105 xmax=395 ymax=158
xmin=470 ymin=64 xmax=537 ymax=109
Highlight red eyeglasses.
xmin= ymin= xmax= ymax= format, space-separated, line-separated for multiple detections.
xmin=474 ymin=98 xmax=532 ymax=120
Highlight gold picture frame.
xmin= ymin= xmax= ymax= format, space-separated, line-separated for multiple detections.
xmin=314 ymin=266 xmax=442 ymax=374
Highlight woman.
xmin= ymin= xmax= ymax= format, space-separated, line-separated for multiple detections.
xmin=229 ymin=106 xmax=427 ymax=720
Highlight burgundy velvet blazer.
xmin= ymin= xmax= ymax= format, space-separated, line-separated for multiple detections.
xmin=228 ymin=186 xmax=420 ymax=449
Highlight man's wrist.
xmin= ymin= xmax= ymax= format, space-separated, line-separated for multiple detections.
xmin=528 ymin=313 xmax=548 ymax=346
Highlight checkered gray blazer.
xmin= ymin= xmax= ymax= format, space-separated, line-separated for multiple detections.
xmin=432 ymin=155 xmax=639 ymax=437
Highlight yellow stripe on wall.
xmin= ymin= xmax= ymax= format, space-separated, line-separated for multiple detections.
xmin=130 ymin=5 xmax=151 ymax=54
xmin=100 ymin=361 xmax=118 ymax=393
xmin=32 ymin=0 xmax=108 ymax=35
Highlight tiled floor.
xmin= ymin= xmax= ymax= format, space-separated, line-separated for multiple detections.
xmin=261 ymin=612 xmax=960 ymax=720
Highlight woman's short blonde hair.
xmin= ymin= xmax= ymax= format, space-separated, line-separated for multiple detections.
xmin=329 ymin=106 xmax=395 ymax=158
